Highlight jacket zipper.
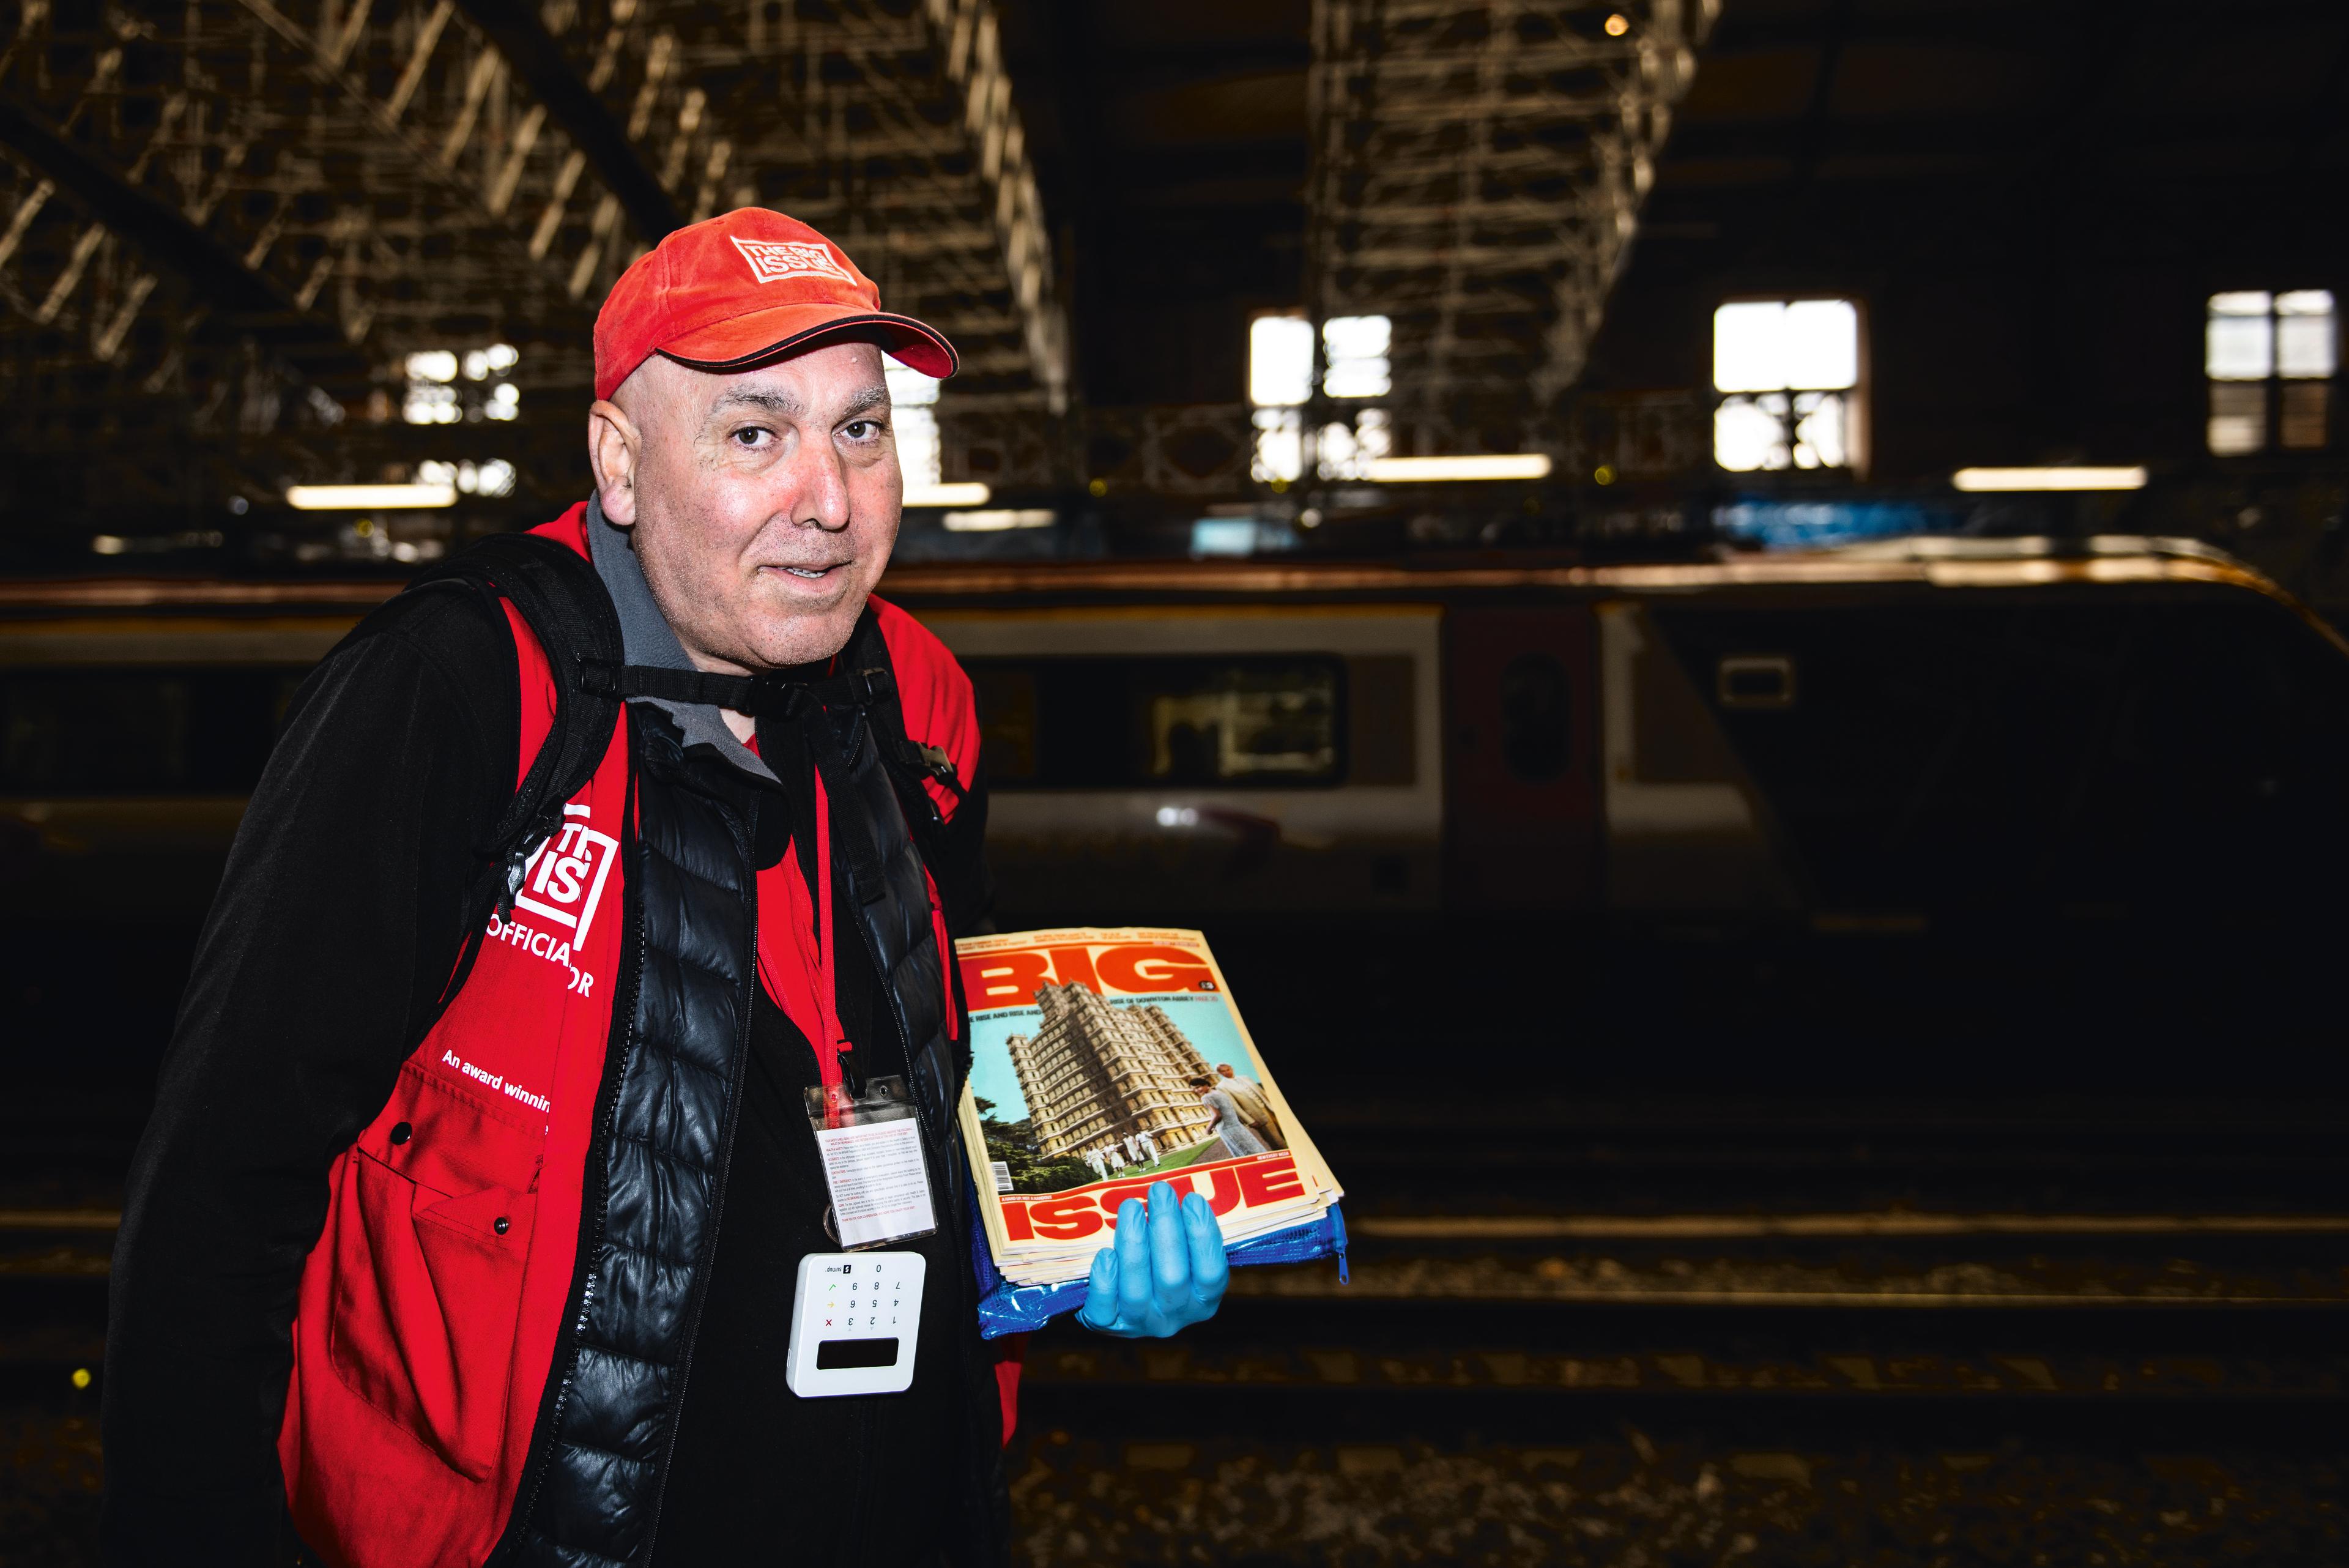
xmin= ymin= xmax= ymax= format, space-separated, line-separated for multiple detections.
xmin=632 ymin=786 xmax=762 ymax=1558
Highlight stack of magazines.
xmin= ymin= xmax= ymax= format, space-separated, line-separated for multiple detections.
xmin=955 ymin=926 xmax=1345 ymax=1289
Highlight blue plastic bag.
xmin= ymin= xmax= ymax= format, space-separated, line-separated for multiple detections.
xmin=970 ymin=1199 xmax=1348 ymax=1339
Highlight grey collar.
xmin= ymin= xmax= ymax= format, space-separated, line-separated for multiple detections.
xmin=585 ymin=492 xmax=776 ymax=784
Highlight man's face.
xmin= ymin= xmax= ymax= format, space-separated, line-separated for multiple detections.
xmin=591 ymin=341 xmax=902 ymax=671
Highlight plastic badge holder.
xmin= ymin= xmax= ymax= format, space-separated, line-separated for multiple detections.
xmin=786 ymin=1250 xmax=926 ymax=1396
xmin=802 ymin=1075 xmax=936 ymax=1250
xmin=968 ymin=1200 xmax=1349 ymax=1339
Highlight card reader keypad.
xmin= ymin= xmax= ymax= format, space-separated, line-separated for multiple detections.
xmin=787 ymin=1250 xmax=925 ymax=1397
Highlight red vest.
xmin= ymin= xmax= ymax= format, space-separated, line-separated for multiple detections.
xmin=275 ymin=507 xmax=988 ymax=1567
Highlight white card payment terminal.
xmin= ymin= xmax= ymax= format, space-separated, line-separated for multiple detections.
xmin=785 ymin=1250 xmax=924 ymax=1397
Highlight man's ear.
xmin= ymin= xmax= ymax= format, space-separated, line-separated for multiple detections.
xmin=587 ymin=399 xmax=641 ymax=526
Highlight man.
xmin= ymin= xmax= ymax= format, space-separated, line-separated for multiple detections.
xmin=102 ymin=209 xmax=1226 ymax=1568
xmin=1215 ymin=1061 xmax=1287 ymax=1150
xmin=1192 ymin=1076 xmax=1269 ymax=1157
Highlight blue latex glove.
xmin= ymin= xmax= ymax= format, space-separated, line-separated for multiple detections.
xmin=1076 ymin=1181 xmax=1229 ymax=1337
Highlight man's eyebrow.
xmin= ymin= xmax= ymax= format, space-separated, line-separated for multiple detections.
xmin=705 ymin=387 xmax=806 ymax=421
xmin=702 ymin=382 xmax=891 ymax=425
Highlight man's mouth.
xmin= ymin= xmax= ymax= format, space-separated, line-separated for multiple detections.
xmin=772 ymin=563 xmax=845 ymax=581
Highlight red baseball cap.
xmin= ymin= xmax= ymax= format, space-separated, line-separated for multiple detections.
xmin=592 ymin=208 xmax=957 ymax=401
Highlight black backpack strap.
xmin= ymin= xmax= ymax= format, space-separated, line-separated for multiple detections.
xmin=836 ymin=614 xmax=967 ymax=806
xmin=825 ymin=613 xmax=965 ymax=827
xmin=574 ymin=657 xmax=910 ymax=723
xmin=401 ymin=532 xmax=625 ymax=913
xmin=814 ymin=613 xmax=992 ymax=935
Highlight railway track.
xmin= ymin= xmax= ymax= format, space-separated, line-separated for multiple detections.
xmin=9 ymin=1198 xmax=2348 ymax=1382
xmin=7 ymin=1093 xmax=2347 ymax=1564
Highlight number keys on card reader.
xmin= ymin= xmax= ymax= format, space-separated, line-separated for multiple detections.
xmin=785 ymin=1251 xmax=924 ymax=1397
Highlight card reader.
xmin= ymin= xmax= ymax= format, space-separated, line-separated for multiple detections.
xmin=785 ymin=1250 xmax=924 ymax=1397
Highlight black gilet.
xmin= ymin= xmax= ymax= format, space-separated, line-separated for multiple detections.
xmin=481 ymin=628 xmax=1008 ymax=1567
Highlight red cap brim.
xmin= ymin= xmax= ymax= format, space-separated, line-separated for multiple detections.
xmin=656 ymin=305 xmax=958 ymax=382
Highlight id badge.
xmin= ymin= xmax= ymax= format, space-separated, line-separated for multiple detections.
xmin=803 ymin=1075 xmax=937 ymax=1249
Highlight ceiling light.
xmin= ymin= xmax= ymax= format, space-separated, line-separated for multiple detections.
xmin=1364 ymin=453 xmax=1554 ymax=482
xmin=1951 ymin=467 xmax=2148 ymax=492
xmin=285 ymin=483 xmax=459 ymax=510
xmin=1604 ymin=12 xmax=1630 ymax=35
xmin=903 ymin=481 xmax=992 ymax=508
xmin=941 ymin=508 xmax=1055 ymax=532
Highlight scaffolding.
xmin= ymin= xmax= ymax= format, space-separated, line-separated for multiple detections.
xmin=0 ymin=0 xmax=1067 ymax=524
xmin=1305 ymin=0 xmax=1713 ymax=459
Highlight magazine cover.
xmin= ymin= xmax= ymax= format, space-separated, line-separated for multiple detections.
xmin=954 ymin=927 xmax=1343 ymax=1288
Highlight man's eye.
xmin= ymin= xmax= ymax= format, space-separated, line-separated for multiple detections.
xmin=732 ymin=426 xmax=772 ymax=448
xmin=842 ymin=418 xmax=883 ymax=441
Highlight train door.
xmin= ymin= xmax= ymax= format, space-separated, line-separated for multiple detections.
xmin=1595 ymin=600 xmax=1797 ymax=918
xmin=1442 ymin=603 xmax=1600 ymax=910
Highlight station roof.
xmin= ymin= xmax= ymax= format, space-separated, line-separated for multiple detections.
xmin=1 ymin=0 xmax=2342 ymax=549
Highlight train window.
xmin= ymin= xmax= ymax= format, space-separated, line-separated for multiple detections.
xmin=1346 ymin=655 xmax=1416 ymax=786
xmin=0 ymin=669 xmax=303 ymax=795
xmin=1498 ymin=653 xmax=1570 ymax=782
xmin=967 ymin=656 xmax=1346 ymax=789
xmin=1716 ymin=655 xmax=1796 ymax=709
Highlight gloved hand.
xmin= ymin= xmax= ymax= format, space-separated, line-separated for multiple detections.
xmin=1075 ymin=1181 xmax=1229 ymax=1338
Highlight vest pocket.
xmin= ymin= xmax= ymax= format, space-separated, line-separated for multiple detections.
xmin=327 ymin=1072 xmax=542 ymax=1481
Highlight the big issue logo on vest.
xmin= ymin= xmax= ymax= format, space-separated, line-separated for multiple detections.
xmin=491 ymin=801 xmax=619 ymax=999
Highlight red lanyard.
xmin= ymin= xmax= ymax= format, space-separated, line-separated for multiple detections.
xmin=752 ymin=753 xmax=848 ymax=1098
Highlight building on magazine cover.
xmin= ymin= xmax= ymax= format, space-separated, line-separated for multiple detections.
xmin=1006 ymin=982 xmax=1219 ymax=1162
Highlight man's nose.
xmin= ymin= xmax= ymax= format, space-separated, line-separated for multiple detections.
xmin=786 ymin=437 xmax=853 ymax=532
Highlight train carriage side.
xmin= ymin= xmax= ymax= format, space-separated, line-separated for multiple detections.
xmin=0 ymin=600 xmax=376 ymax=918
xmin=886 ymin=542 xmax=2349 ymax=937
xmin=911 ymin=600 xmax=1448 ymax=921
xmin=1595 ymin=553 xmax=2349 ymax=935
xmin=8 ymin=539 xmax=2349 ymax=946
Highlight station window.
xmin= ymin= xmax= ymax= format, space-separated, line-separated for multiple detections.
xmin=1321 ymin=315 xmax=1392 ymax=399
xmin=403 ymin=344 xmax=519 ymax=425
xmin=1315 ymin=409 xmax=1393 ymax=481
xmin=2206 ymin=291 xmax=2336 ymax=455
xmin=885 ymin=359 xmax=944 ymax=491
xmin=1249 ymin=313 xmax=1313 ymax=484
xmin=1250 ymin=313 xmax=1397 ymax=483
xmin=415 ymin=458 xmax=516 ymax=499
xmin=1315 ymin=314 xmax=1393 ymax=480
xmin=1711 ymin=299 xmax=1863 ymax=474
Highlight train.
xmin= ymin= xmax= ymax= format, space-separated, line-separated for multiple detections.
xmin=6 ymin=534 xmax=2349 ymax=937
